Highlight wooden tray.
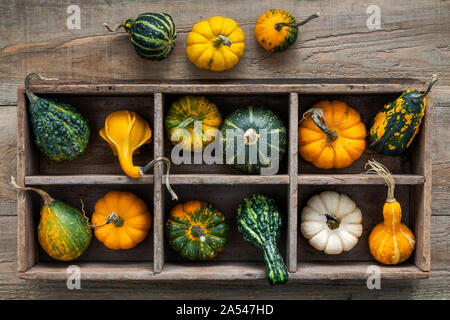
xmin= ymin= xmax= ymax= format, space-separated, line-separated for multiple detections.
xmin=16 ymin=79 xmax=432 ymax=280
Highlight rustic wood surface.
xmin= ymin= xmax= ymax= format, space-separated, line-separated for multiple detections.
xmin=0 ymin=0 xmax=449 ymax=299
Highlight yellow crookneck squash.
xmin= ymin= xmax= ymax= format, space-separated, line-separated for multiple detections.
xmin=255 ymin=10 xmax=320 ymax=52
xmin=186 ymin=16 xmax=245 ymax=71
xmin=165 ymin=96 xmax=222 ymax=152
xmin=99 ymin=110 xmax=178 ymax=200
xmin=366 ymin=160 xmax=416 ymax=265
xmin=92 ymin=191 xmax=152 ymax=250
xmin=298 ymin=101 xmax=366 ymax=169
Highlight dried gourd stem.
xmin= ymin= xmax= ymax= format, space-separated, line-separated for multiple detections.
xmin=365 ymin=160 xmax=396 ymax=203
xmin=302 ymin=108 xmax=338 ymax=142
xmin=10 ymin=176 xmax=54 ymax=205
xmin=24 ymin=73 xmax=58 ymax=105
xmin=415 ymin=74 xmax=438 ymax=100
xmin=80 ymin=196 xmax=123 ymax=228
xmin=140 ymin=156 xmax=179 ymax=201
xmin=103 ymin=22 xmax=124 ymax=32
xmin=275 ymin=12 xmax=320 ymax=31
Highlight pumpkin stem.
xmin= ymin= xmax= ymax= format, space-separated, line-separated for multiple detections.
xmin=91 ymin=212 xmax=124 ymax=228
xmin=213 ymin=35 xmax=232 ymax=48
xmin=323 ymin=213 xmax=340 ymax=230
xmin=244 ymin=128 xmax=260 ymax=145
xmin=191 ymin=225 xmax=206 ymax=242
xmin=24 ymin=73 xmax=58 ymax=105
xmin=103 ymin=22 xmax=125 ymax=32
xmin=10 ymin=176 xmax=54 ymax=205
xmin=140 ymin=156 xmax=179 ymax=201
xmin=415 ymin=74 xmax=438 ymax=101
xmin=303 ymin=108 xmax=338 ymax=142
xmin=275 ymin=12 xmax=320 ymax=31
xmin=365 ymin=160 xmax=396 ymax=203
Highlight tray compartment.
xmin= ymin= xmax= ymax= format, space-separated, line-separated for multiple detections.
xmin=297 ymin=93 xmax=419 ymax=174
xmin=163 ymin=93 xmax=291 ymax=175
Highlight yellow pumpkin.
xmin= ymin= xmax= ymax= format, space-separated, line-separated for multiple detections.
xmin=298 ymin=101 xmax=366 ymax=169
xmin=366 ymin=160 xmax=416 ymax=264
xmin=255 ymin=10 xmax=320 ymax=52
xmin=92 ymin=191 xmax=152 ymax=250
xmin=99 ymin=110 xmax=178 ymax=200
xmin=186 ymin=16 xmax=245 ymax=71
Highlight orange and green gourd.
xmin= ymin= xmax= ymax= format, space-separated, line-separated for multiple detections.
xmin=11 ymin=177 xmax=91 ymax=261
xmin=165 ymin=96 xmax=222 ymax=152
xmin=255 ymin=10 xmax=320 ymax=52
xmin=166 ymin=200 xmax=229 ymax=260
xmin=370 ymin=75 xmax=438 ymax=155
xmin=92 ymin=191 xmax=152 ymax=250
xmin=366 ymin=160 xmax=416 ymax=265
xmin=298 ymin=101 xmax=366 ymax=169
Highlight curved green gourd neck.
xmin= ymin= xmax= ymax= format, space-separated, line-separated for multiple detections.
xmin=103 ymin=18 xmax=135 ymax=33
xmin=411 ymin=74 xmax=438 ymax=103
xmin=261 ymin=240 xmax=288 ymax=285
xmin=274 ymin=12 xmax=320 ymax=31
xmin=24 ymin=73 xmax=57 ymax=105
xmin=140 ymin=157 xmax=179 ymax=201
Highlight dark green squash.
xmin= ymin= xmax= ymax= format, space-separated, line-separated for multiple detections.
xmin=369 ymin=75 xmax=438 ymax=155
xmin=237 ymin=193 xmax=288 ymax=285
xmin=104 ymin=12 xmax=176 ymax=61
xmin=221 ymin=106 xmax=287 ymax=174
xmin=25 ymin=73 xmax=90 ymax=161
xmin=11 ymin=177 xmax=91 ymax=261
xmin=166 ymin=200 xmax=229 ymax=261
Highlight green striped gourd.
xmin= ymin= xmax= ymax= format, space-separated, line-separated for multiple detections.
xmin=237 ymin=193 xmax=288 ymax=285
xmin=25 ymin=73 xmax=90 ymax=161
xmin=221 ymin=106 xmax=287 ymax=174
xmin=104 ymin=12 xmax=176 ymax=60
xmin=369 ymin=75 xmax=438 ymax=155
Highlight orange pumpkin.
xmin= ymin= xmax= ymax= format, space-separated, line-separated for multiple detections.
xmin=298 ymin=101 xmax=366 ymax=169
xmin=92 ymin=191 xmax=152 ymax=250
xmin=366 ymin=160 xmax=415 ymax=264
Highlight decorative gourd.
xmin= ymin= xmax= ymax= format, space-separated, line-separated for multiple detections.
xmin=300 ymin=191 xmax=363 ymax=254
xmin=237 ymin=194 xmax=288 ymax=285
xmin=298 ymin=101 xmax=366 ymax=169
xmin=25 ymin=73 xmax=90 ymax=161
xmin=366 ymin=160 xmax=415 ymax=264
xmin=255 ymin=10 xmax=320 ymax=52
xmin=104 ymin=12 xmax=176 ymax=60
xmin=91 ymin=191 xmax=152 ymax=250
xmin=186 ymin=16 xmax=245 ymax=71
xmin=221 ymin=106 xmax=287 ymax=174
xmin=369 ymin=75 xmax=438 ymax=155
xmin=11 ymin=177 xmax=91 ymax=261
xmin=165 ymin=96 xmax=222 ymax=151
xmin=99 ymin=110 xmax=178 ymax=200
xmin=166 ymin=200 xmax=229 ymax=260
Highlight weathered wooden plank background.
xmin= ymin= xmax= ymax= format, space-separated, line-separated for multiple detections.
xmin=0 ymin=0 xmax=449 ymax=299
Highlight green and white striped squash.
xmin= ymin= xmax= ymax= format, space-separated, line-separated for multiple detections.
xmin=105 ymin=12 xmax=176 ymax=60
xmin=237 ymin=193 xmax=288 ymax=285
xmin=221 ymin=106 xmax=287 ymax=174
xmin=25 ymin=73 xmax=90 ymax=161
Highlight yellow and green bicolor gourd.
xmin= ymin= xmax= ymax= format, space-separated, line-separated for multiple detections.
xmin=11 ymin=177 xmax=91 ymax=261
xmin=104 ymin=12 xmax=176 ymax=60
xmin=369 ymin=75 xmax=438 ymax=155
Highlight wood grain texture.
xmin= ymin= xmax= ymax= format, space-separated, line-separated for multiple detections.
xmin=0 ymin=0 xmax=449 ymax=299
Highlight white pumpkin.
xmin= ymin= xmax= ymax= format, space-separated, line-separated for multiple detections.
xmin=300 ymin=191 xmax=363 ymax=255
